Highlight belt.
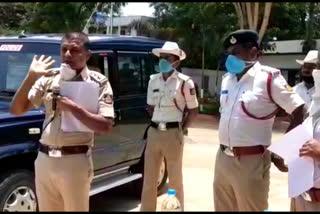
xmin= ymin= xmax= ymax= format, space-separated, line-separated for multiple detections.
xmin=150 ymin=121 xmax=180 ymax=131
xmin=39 ymin=144 xmax=89 ymax=157
xmin=220 ymin=145 xmax=266 ymax=157
xmin=301 ymin=188 xmax=320 ymax=203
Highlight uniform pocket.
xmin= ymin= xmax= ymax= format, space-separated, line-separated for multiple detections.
xmin=85 ymin=151 xmax=94 ymax=180
xmin=219 ymin=94 xmax=228 ymax=113
xmin=43 ymin=92 xmax=54 ymax=115
xmin=262 ymin=152 xmax=271 ymax=180
xmin=174 ymin=128 xmax=184 ymax=145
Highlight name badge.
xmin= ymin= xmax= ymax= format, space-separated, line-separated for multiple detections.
xmin=221 ymin=90 xmax=228 ymax=95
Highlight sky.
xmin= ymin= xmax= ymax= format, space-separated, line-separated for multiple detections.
xmin=121 ymin=2 xmax=155 ymax=17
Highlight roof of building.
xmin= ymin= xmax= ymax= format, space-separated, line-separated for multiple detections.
xmin=105 ymin=15 xmax=154 ymax=27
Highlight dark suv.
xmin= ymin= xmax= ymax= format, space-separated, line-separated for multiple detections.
xmin=0 ymin=34 xmax=168 ymax=212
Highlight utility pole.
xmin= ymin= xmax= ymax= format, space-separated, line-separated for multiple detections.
xmin=109 ymin=2 xmax=114 ymax=35
xmin=82 ymin=2 xmax=100 ymax=34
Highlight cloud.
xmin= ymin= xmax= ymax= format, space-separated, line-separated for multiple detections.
xmin=121 ymin=3 xmax=155 ymax=17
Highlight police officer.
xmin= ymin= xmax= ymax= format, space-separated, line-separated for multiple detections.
xmin=214 ymin=29 xmax=305 ymax=211
xmin=294 ymin=50 xmax=318 ymax=117
xmin=10 ymin=32 xmax=114 ymax=211
xmin=140 ymin=41 xmax=199 ymax=211
xmin=291 ymin=49 xmax=320 ymax=211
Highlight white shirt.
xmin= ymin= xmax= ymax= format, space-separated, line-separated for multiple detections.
xmin=219 ymin=62 xmax=305 ymax=147
xmin=147 ymin=70 xmax=198 ymax=123
xmin=293 ymin=82 xmax=314 ymax=115
xmin=307 ymin=98 xmax=320 ymax=188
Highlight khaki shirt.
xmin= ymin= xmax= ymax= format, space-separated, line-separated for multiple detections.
xmin=28 ymin=66 xmax=114 ymax=147
xmin=147 ymin=70 xmax=198 ymax=123
xmin=219 ymin=62 xmax=305 ymax=147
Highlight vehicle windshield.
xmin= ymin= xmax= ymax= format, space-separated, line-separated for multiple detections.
xmin=0 ymin=43 xmax=61 ymax=93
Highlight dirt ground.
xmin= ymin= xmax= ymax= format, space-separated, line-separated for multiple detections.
xmin=90 ymin=114 xmax=291 ymax=211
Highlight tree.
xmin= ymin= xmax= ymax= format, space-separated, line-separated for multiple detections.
xmin=24 ymin=2 xmax=126 ymax=33
xmin=152 ymin=2 xmax=237 ymax=69
xmin=127 ymin=19 xmax=155 ymax=37
xmin=265 ymin=3 xmax=320 ymax=42
xmin=0 ymin=3 xmax=28 ymax=35
xmin=233 ymin=2 xmax=273 ymax=42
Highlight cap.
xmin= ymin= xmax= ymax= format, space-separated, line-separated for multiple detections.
xmin=152 ymin=41 xmax=186 ymax=61
xmin=223 ymin=29 xmax=260 ymax=50
xmin=168 ymin=189 xmax=176 ymax=195
xmin=296 ymin=50 xmax=318 ymax=65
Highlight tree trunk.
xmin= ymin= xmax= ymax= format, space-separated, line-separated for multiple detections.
xmin=233 ymin=3 xmax=244 ymax=29
xmin=253 ymin=2 xmax=259 ymax=30
xmin=246 ymin=3 xmax=253 ymax=29
xmin=258 ymin=2 xmax=272 ymax=43
xmin=241 ymin=2 xmax=248 ymax=28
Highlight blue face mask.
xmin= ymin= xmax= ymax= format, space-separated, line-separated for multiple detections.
xmin=225 ymin=55 xmax=246 ymax=74
xmin=159 ymin=59 xmax=174 ymax=73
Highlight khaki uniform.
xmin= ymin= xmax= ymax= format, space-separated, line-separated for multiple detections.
xmin=215 ymin=62 xmax=304 ymax=211
xmin=28 ymin=66 xmax=114 ymax=211
xmin=140 ymin=70 xmax=198 ymax=211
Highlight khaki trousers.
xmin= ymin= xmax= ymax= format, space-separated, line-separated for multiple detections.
xmin=34 ymin=151 xmax=94 ymax=211
xmin=291 ymin=196 xmax=320 ymax=211
xmin=213 ymin=148 xmax=271 ymax=211
xmin=140 ymin=127 xmax=184 ymax=211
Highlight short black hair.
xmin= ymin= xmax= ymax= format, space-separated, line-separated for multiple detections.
xmin=61 ymin=32 xmax=89 ymax=50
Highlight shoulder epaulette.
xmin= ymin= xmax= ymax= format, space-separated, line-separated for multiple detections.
xmin=261 ymin=65 xmax=281 ymax=75
xmin=88 ymin=70 xmax=108 ymax=86
xmin=44 ymin=68 xmax=60 ymax=77
xmin=177 ymin=72 xmax=191 ymax=81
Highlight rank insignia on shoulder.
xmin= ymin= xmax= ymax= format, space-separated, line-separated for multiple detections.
xmin=190 ymin=88 xmax=196 ymax=95
xmin=285 ymin=85 xmax=293 ymax=92
xmin=104 ymin=94 xmax=113 ymax=104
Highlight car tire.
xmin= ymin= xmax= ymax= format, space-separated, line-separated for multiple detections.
xmin=0 ymin=170 xmax=38 ymax=212
xmin=131 ymin=157 xmax=168 ymax=198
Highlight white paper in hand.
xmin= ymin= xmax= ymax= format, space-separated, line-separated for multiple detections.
xmin=267 ymin=121 xmax=313 ymax=162
xmin=288 ymin=157 xmax=314 ymax=198
xmin=267 ymin=118 xmax=314 ymax=198
xmin=60 ymin=81 xmax=99 ymax=132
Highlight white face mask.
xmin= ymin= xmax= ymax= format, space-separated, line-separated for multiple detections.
xmin=60 ymin=63 xmax=76 ymax=81
xmin=312 ymin=69 xmax=320 ymax=81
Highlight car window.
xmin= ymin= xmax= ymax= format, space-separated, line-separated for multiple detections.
xmin=0 ymin=43 xmax=61 ymax=91
xmin=118 ymin=54 xmax=142 ymax=95
xmin=117 ymin=53 xmax=156 ymax=96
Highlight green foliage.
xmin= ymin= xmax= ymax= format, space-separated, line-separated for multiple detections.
xmin=266 ymin=2 xmax=320 ymax=41
xmin=151 ymin=2 xmax=237 ymax=70
xmin=24 ymin=2 xmax=126 ymax=33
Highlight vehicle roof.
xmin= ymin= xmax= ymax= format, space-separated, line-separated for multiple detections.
xmin=0 ymin=34 xmax=166 ymax=51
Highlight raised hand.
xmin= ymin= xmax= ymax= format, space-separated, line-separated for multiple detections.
xmin=28 ymin=55 xmax=56 ymax=78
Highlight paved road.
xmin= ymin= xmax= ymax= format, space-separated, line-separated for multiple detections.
xmin=90 ymin=114 xmax=291 ymax=211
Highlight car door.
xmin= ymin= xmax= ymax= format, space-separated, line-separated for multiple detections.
xmin=88 ymin=50 xmax=157 ymax=172
xmin=87 ymin=50 xmax=126 ymax=172
xmin=113 ymin=51 xmax=156 ymax=162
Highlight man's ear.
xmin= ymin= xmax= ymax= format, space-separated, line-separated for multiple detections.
xmin=173 ymin=60 xmax=180 ymax=69
xmin=250 ymin=47 xmax=259 ymax=60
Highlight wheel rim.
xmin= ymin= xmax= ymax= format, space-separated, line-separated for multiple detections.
xmin=3 ymin=186 xmax=37 ymax=212
xmin=157 ymin=158 xmax=166 ymax=187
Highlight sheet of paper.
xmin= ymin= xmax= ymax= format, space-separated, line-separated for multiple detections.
xmin=267 ymin=121 xmax=313 ymax=162
xmin=288 ymin=157 xmax=314 ymax=197
xmin=267 ymin=118 xmax=314 ymax=198
xmin=60 ymin=81 xmax=99 ymax=132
